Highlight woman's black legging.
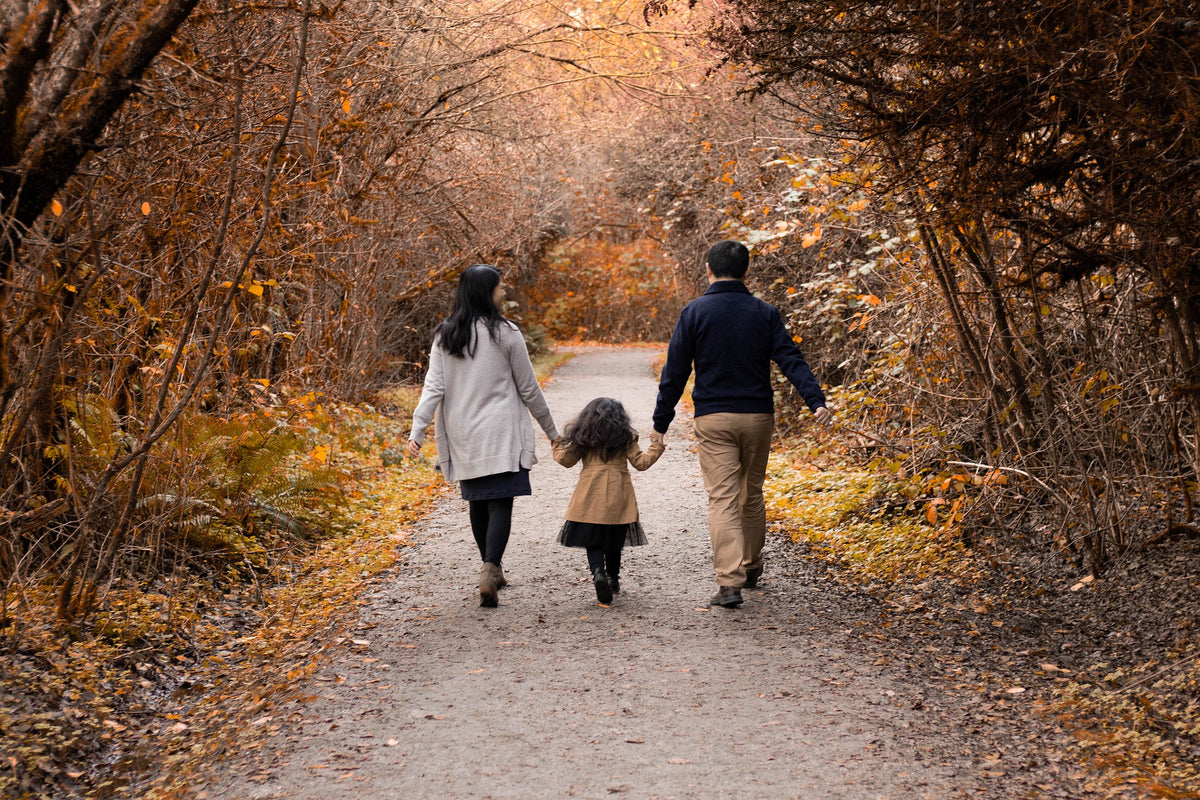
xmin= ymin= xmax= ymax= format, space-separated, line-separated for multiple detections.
xmin=468 ymin=498 xmax=513 ymax=565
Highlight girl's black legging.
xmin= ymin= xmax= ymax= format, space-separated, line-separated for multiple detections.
xmin=468 ymin=498 xmax=513 ymax=565
xmin=586 ymin=546 xmax=622 ymax=578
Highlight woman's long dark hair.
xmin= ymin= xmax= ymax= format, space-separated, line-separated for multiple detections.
xmin=562 ymin=397 xmax=636 ymax=461
xmin=435 ymin=264 xmax=505 ymax=358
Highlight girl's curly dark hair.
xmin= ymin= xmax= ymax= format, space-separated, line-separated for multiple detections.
xmin=562 ymin=397 xmax=636 ymax=461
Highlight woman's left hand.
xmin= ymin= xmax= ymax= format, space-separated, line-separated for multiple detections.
xmin=406 ymin=439 xmax=422 ymax=459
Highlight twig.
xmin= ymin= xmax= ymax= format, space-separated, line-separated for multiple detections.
xmin=1114 ymin=650 xmax=1200 ymax=695
xmin=833 ymin=422 xmax=903 ymax=450
xmin=946 ymin=459 xmax=1069 ymax=506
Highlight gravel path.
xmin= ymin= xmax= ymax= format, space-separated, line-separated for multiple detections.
xmin=210 ymin=346 xmax=997 ymax=800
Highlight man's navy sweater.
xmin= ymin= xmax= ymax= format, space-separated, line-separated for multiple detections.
xmin=652 ymin=280 xmax=826 ymax=433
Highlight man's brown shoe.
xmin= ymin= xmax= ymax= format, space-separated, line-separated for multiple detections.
xmin=744 ymin=566 xmax=763 ymax=589
xmin=710 ymin=586 xmax=744 ymax=608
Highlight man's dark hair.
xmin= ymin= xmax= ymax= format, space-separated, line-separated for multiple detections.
xmin=706 ymin=240 xmax=750 ymax=279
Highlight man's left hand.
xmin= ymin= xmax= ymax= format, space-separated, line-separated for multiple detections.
xmin=814 ymin=406 xmax=833 ymax=427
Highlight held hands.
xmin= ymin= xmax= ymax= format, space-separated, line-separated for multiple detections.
xmin=813 ymin=406 xmax=833 ymax=427
xmin=650 ymin=430 xmax=666 ymax=447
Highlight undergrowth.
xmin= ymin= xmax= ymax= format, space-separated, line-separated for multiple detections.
xmin=768 ymin=435 xmax=1200 ymax=799
xmin=1057 ymin=643 xmax=1200 ymax=799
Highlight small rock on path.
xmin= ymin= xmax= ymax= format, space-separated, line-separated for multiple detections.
xmin=211 ymin=346 xmax=997 ymax=799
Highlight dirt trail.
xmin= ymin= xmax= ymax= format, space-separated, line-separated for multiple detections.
xmin=210 ymin=346 xmax=1001 ymax=800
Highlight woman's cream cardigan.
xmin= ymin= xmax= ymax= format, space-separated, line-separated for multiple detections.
xmin=410 ymin=320 xmax=559 ymax=482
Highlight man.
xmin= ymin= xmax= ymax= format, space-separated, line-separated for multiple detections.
xmin=652 ymin=240 xmax=832 ymax=608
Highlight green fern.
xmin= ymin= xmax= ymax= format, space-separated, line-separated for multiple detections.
xmin=139 ymin=408 xmax=352 ymax=553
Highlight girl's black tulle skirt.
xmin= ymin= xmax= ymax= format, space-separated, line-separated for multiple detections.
xmin=557 ymin=520 xmax=648 ymax=549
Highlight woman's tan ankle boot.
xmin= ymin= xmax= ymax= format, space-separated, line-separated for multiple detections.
xmin=478 ymin=563 xmax=500 ymax=608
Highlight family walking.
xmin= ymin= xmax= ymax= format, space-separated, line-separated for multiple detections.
xmin=407 ymin=241 xmax=832 ymax=608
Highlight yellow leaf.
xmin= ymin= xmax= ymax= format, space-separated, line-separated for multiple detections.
xmin=141 ymin=202 xmax=151 ymax=216
xmin=801 ymin=225 xmax=822 ymax=248
xmin=859 ymin=293 xmax=881 ymax=307
xmin=247 ymin=283 xmax=264 ymax=297
xmin=51 ymin=200 xmax=63 ymax=217
xmin=310 ymin=445 xmax=329 ymax=464
xmin=342 ymin=98 xmax=352 ymax=114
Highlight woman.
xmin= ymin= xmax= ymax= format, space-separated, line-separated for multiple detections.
xmin=407 ymin=264 xmax=559 ymax=607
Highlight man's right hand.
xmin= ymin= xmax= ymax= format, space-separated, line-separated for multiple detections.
xmin=650 ymin=430 xmax=666 ymax=446
xmin=813 ymin=407 xmax=833 ymax=427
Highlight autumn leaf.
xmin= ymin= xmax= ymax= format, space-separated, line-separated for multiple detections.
xmin=924 ymin=498 xmax=946 ymax=524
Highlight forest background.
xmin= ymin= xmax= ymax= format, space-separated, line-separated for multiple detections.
xmin=2 ymin=0 xmax=1199 ymax=797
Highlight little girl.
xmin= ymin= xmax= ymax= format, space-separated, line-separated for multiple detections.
xmin=552 ymin=397 xmax=664 ymax=603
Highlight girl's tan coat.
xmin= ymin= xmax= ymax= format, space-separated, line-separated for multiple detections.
xmin=552 ymin=438 xmax=664 ymax=524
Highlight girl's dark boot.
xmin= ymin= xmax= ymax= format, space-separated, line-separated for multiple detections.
xmin=592 ymin=567 xmax=613 ymax=604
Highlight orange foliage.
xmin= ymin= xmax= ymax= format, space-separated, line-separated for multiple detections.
xmin=523 ymin=237 xmax=688 ymax=342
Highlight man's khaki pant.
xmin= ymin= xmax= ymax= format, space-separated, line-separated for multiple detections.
xmin=693 ymin=412 xmax=774 ymax=588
